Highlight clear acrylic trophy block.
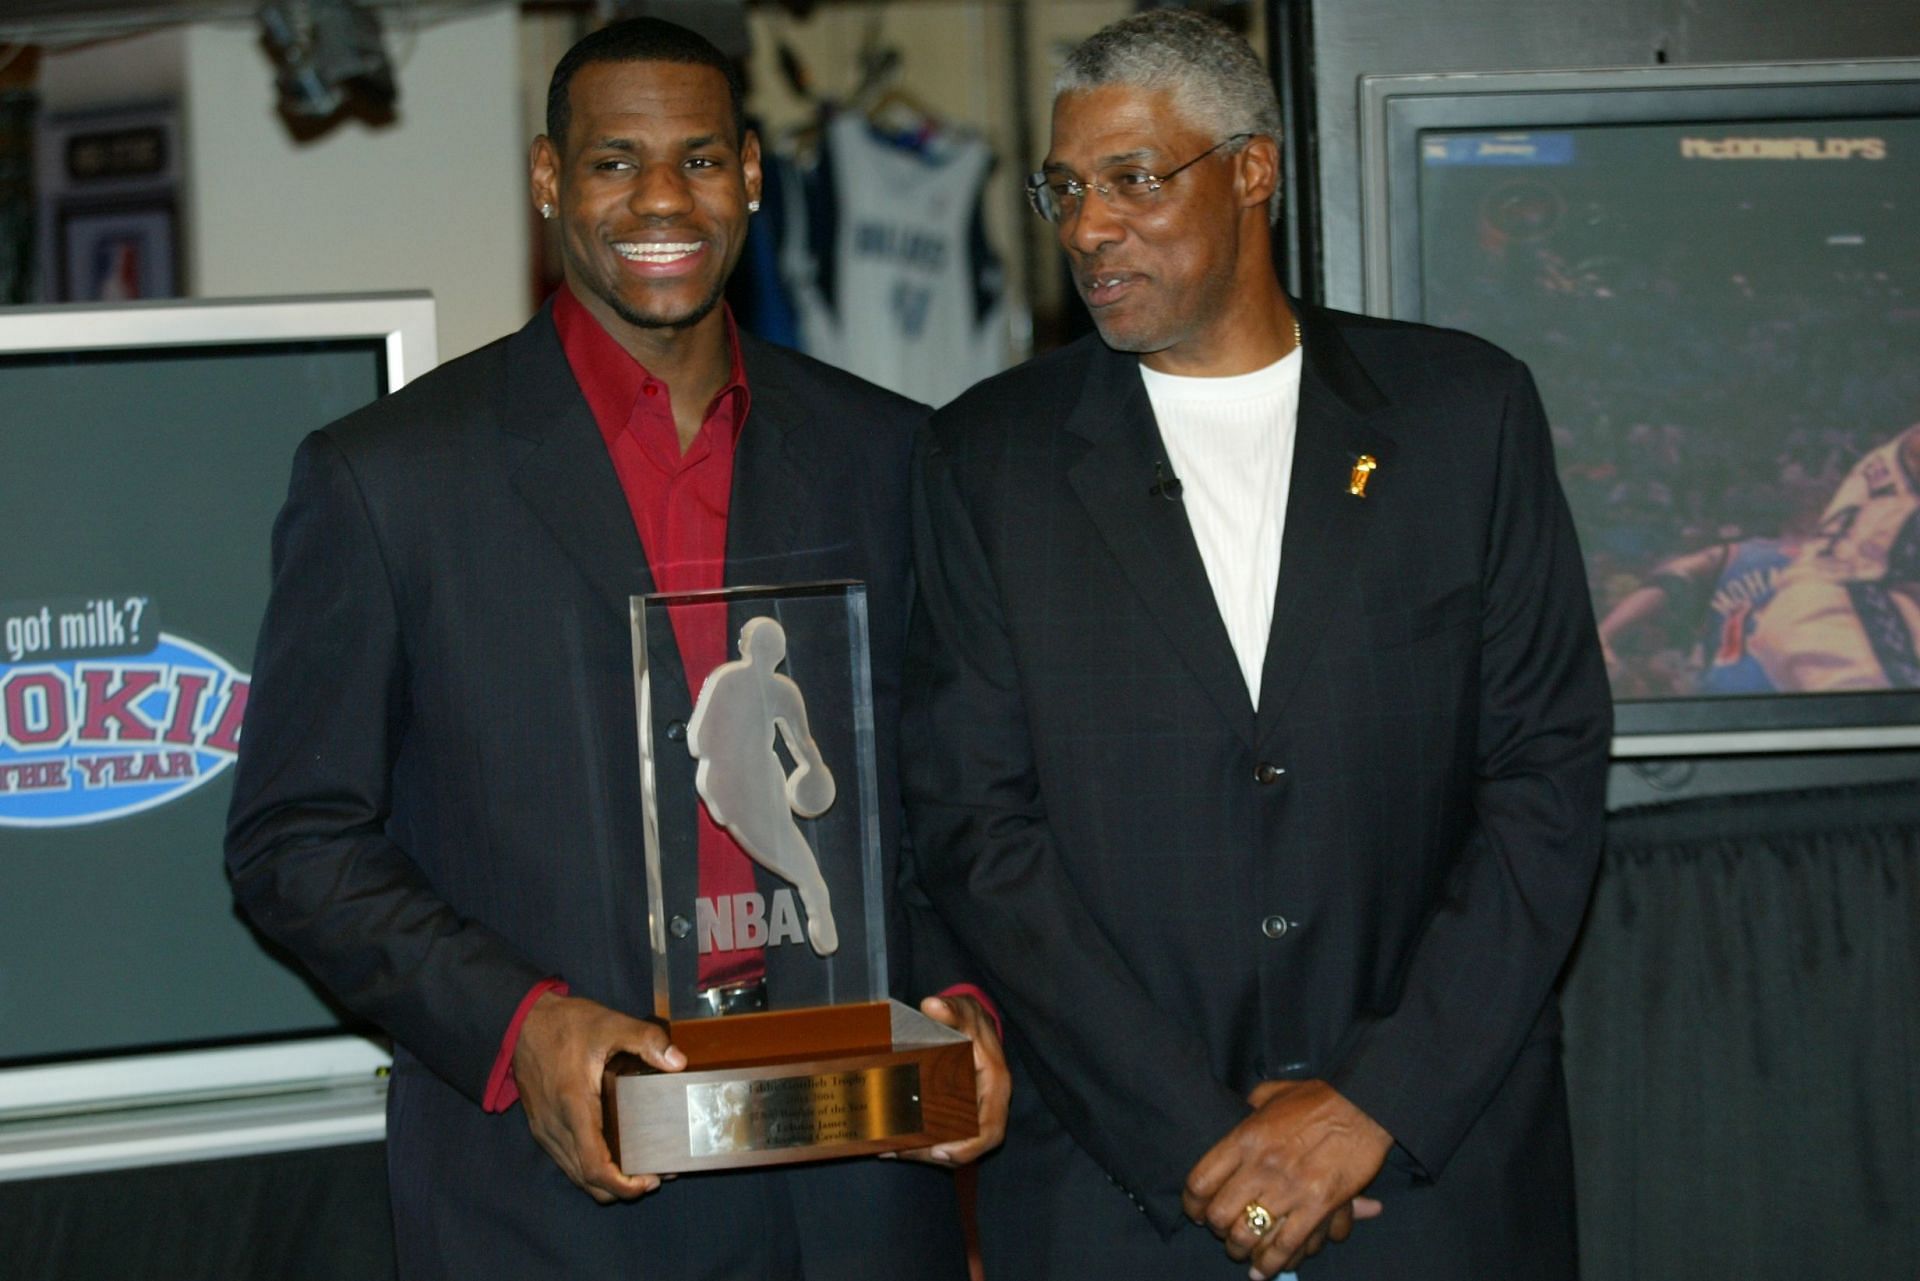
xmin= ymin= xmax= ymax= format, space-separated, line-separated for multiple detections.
xmin=604 ymin=583 xmax=975 ymax=1172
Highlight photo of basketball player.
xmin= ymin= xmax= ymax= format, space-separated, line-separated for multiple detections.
xmin=1598 ymin=536 xmax=1803 ymax=698
xmin=1599 ymin=423 xmax=1920 ymax=695
xmin=1749 ymin=423 xmax=1920 ymax=690
xmin=1416 ymin=113 xmax=1920 ymax=704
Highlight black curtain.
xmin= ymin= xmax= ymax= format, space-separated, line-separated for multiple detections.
xmin=1562 ymin=781 xmax=1920 ymax=1279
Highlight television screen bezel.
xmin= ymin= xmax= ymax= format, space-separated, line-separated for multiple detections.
xmin=0 ymin=293 xmax=434 ymax=1143
xmin=1357 ymin=60 xmax=1920 ymax=758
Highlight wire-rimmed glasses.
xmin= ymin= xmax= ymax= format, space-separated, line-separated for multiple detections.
xmin=1024 ymin=132 xmax=1253 ymax=223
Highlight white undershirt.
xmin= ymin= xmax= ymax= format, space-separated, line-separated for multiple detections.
xmin=1139 ymin=350 xmax=1303 ymax=706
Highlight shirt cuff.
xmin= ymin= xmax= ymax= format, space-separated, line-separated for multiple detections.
xmin=482 ymin=977 xmax=569 ymax=1114
xmin=935 ymin=982 xmax=1003 ymax=1043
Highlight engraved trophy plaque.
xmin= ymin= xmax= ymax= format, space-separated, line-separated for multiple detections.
xmin=605 ymin=582 xmax=976 ymax=1172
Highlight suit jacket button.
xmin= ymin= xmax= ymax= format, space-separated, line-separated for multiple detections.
xmin=1260 ymin=914 xmax=1290 ymax=939
xmin=670 ymin=914 xmax=693 ymax=939
xmin=666 ymin=719 xmax=687 ymax=742
xmin=1254 ymin=762 xmax=1285 ymax=785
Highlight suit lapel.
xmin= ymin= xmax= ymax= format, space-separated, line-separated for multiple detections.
xmin=500 ymin=311 xmax=694 ymax=719
xmin=1065 ymin=342 xmax=1256 ymax=746
xmin=501 ymin=309 xmax=657 ymax=614
xmin=727 ymin=335 xmax=822 ymax=585
xmin=1253 ymin=305 xmax=1397 ymax=745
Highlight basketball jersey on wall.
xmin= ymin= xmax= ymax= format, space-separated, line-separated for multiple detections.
xmin=790 ymin=111 xmax=1008 ymax=407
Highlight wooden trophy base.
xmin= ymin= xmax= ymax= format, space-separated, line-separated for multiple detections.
xmin=603 ymin=999 xmax=976 ymax=1174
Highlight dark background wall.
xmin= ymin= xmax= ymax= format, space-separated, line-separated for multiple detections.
xmin=1310 ymin=0 xmax=1920 ymax=312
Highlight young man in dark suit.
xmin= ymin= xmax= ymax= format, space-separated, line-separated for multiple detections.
xmin=227 ymin=19 xmax=1004 ymax=1279
xmin=904 ymin=10 xmax=1609 ymax=1280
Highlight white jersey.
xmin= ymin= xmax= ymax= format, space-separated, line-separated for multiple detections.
xmin=789 ymin=112 xmax=1009 ymax=406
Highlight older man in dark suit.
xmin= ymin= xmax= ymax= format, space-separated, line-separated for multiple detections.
xmin=904 ymin=10 xmax=1610 ymax=1280
xmin=226 ymin=18 xmax=1004 ymax=1280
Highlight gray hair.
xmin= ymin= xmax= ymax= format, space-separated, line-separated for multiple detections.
xmin=1054 ymin=10 xmax=1282 ymax=223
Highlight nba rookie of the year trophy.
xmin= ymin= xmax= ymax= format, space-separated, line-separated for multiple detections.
xmin=603 ymin=582 xmax=976 ymax=1172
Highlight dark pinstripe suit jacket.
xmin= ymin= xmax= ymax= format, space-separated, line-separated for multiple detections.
xmin=226 ymin=307 xmax=968 ymax=1280
xmin=904 ymin=303 xmax=1612 ymax=1278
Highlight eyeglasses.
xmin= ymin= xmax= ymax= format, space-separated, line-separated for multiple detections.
xmin=1025 ymin=133 xmax=1253 ymax=224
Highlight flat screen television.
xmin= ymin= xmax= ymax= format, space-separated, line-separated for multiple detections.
xmin=0 ymin=294 xmax=434 ymax=1162
xmin=1359 ymin=61 xmax=1920 ymax=756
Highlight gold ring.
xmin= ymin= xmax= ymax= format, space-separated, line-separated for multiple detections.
xmin=1244 ymin=1201 xmax=1275 ymax=1236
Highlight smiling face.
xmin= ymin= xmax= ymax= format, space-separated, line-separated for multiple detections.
xmin=1046 ymin=83 xmax=1259 ymax=362
xmin=531 ymin=59 xmax=761 ymax=348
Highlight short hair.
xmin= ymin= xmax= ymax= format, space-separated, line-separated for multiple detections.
xmin=1055 ymin=10 xmax=1282 ymax=223
xmin=545 ymin=17 xmax=746 ymax=149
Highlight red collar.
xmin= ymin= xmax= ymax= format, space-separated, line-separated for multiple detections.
xmin=550 ymin=282 xmax=750 ymax=451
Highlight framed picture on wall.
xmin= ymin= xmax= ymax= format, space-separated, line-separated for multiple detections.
xmin=56 ymin=196 xmax=178 ymax=301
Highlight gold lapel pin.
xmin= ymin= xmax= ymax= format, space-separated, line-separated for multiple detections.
xmin=1348 ymin=454 xmax=1378 ymax=498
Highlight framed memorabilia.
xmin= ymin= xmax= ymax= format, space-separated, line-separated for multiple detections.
xmin=56 ymin=197 xmax=178 ymax=302
xmin=37 ymin=103 xmax=182 ymax=305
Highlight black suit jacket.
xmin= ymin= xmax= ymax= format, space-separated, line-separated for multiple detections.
xmin=903 ymin=305 xmax=1611 ymax=1278
xmin=226 ymin=308 xmax=967 ymax=1279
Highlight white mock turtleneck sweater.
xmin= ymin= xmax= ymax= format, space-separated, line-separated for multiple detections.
xmin=1139 ymin=348 xmax=1303 ymax=706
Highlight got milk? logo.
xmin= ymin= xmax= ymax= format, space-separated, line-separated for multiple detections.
xmin=0 ymin=595 xmax=250 ymax=827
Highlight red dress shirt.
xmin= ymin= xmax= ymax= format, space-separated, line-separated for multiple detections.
xmin=551 ymin=285 xmax=765 ymax=991
xmin=483 ymin=287 xmax=761 ymax=1111
xmin=482 ymin=289 xmax=999 ymax=1113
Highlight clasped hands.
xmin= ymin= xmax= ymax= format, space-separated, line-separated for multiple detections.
xmin=1181 ymin=1079 xmax=1393 ymax=1279
xmin=511 ymin=990 xmax=1009 ymax=1203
